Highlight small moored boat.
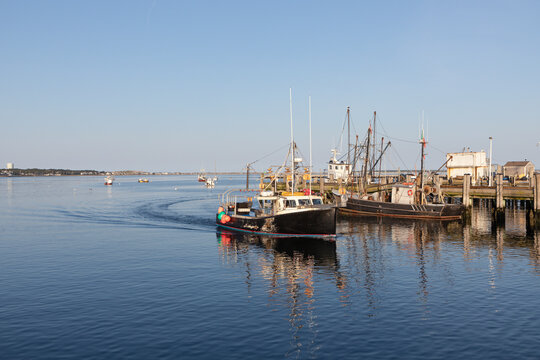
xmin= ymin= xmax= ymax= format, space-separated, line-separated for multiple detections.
xmin=197 ymin=170 xmax=207 ymax=183
xmin=104 ymin=175 xmax=114 ymax=186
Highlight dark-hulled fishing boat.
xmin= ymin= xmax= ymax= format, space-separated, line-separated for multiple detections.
xmin=334 ymin=112 xmax=464 ymax=221
xmin=217 ymin=190 xmax=336 ymax=237
xmin=338 ymin=183 xmax=464 ymax=220
xmin=216 ymin=89 xmax=336 ymax=238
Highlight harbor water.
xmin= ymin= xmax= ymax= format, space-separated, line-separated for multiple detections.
xmin=2 ymin=175 xmax=540 ymax=359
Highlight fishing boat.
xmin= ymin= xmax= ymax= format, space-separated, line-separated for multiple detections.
xmin=328 ymin=149 xmax=352 ymax=181
xmin=216 ymin=90 xmax=337 ymax=238
xmin=337 ymin=183 xmax=464 ymax=220
xmin=138 ymin=178 xmax=149 ymax=183
xmin=104 ymin=175 xmax=114 ymax=186
xmin=197 ymin=170 xmax=207 ymax=182
xmin=334 ymin=115 xmax=464 ymax=221
xmin=217 ymin=190 xmax=336 ymax=237
xmin=328 ymin=107 xmax=353 ymax=182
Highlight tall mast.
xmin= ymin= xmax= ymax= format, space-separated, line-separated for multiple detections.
xmin=379 ymin=137 xmax=384 ymax=181
xmin=420 ymin=124 xmax=427 ymax=205
xmin=347 ymin=106 xmax=350 ymax=166
xmin=372 ymin=111 xmax=377 ymax=176
xmin=309 ymin=96 xmax=312 ymax=196
xmin=362 ymin=125 xmax=371 ymax=195
xmin=290 ymin=88 xmax=294 ymax=192
xmin=246 ymin=163 xmax=250 ymax=190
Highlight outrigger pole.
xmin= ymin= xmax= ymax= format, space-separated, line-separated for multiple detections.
xmin=362 ymin=124 xmax=372 ymax=195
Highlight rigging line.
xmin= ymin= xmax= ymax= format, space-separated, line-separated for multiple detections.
xmin=337 ymin=111 xmax=348 ymax=152
xmin=389 ymin=146 xmax=409 ymax=169
xmin=375 ymin=116 xmax=419 ymax=144
xmin=413 ymin=150 xmax=421 ymax=171
xmin=249 ymin=143 xmax=290 ymax=166
xmin=427 ymin=143 xmax=447 ymax=155
xmin=380 ymin=133 xmax=418 ymax=144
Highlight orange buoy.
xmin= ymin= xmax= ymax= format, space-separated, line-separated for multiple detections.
xmin=407 ymin=189 xmax=413 ymax=196
xmin=220 ymin=215 xmax=231 ymax=224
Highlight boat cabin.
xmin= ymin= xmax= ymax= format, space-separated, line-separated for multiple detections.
xmin=328 ymin=149 xmax=351 ymax=181
xmin=256 ymin=192 xmax=324 ymax=214
xmin=220 ymin=189 xmax=326 ymax=217
xmin=390 ymin=183 xmax=415 ymax=204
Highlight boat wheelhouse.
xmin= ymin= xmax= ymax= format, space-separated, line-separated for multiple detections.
xmin=328 ymin=149 xmax=352 ymax=182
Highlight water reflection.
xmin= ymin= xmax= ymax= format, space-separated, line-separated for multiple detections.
xmin=215 ymin=206 xmax=540 ymax=357
xmin=216 ymin=230 xmax=343 ymax=358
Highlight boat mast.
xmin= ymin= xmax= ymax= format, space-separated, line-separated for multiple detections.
xmin=290 ymin=88 xmax=295 ymax=192
xmin=246 ymin=163 xmax=250 ymax=190
xmin=420 ymin=139 xmax=425 ymax=204
xmin=379 ymin=137 xmax=384 ymax=183
xmin=420 ymin=122 xmax=427 ymax=205
xmin=347 ymin=106 xmax=350 ymax=166
xmin=371 ymin=111 xmax=376 ymax=177
xmin=362 ymin=123 xmax=371 ymax=195
xmin=309 ymin=96 xmax=312 ymax=196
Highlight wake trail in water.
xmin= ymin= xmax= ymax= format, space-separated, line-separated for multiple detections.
xmin=52 ymin=196 xmax=216 ymax=232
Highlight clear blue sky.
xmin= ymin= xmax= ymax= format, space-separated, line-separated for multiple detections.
xmin=1 ymin=0 xmax=539 ymax=172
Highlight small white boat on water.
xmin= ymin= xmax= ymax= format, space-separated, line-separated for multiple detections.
xmin=104 ymin=175 xmax=114 ymax=186
xmin=206 ymin=176 xmax=218 ymax=188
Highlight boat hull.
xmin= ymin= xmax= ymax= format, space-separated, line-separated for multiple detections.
xmin=341 ymin=197 xmax=464 ymax=220
xmin=217 ymin=207 xmax=337 ymax=238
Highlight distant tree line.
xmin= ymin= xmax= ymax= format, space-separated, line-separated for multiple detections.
xmin=1 ymin=168 xmax=106 ymax=177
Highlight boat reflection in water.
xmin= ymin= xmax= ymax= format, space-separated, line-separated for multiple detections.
xmin=215 ymin=205 xmax=540 ymax=358
xmin=216 ymin=229 xmax=346 ymax=358
xmin=216 ymin=229 xmax=344 ymax=285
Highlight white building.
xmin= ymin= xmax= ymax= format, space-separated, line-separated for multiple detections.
xmin=6 ymin=162 xmax=14 ymax=169
xmin=446 ymin=151 xmax=488 ymax=184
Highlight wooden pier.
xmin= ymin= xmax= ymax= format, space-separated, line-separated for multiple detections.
xmin=441 ymin=173 xmax=540 ymax=231
xmin=257 ymin=172 xmax=540 ymax=231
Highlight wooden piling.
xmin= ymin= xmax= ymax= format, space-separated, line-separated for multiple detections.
xmin=493 ymin=173 xmax=505 ymax=227
xmin=463 ymin=174 xmax=471 ymax=208
xmin=462 ymin=174 xmax=472 ymax=223
xmin=533 ymin=173 xmax=540 ymax=228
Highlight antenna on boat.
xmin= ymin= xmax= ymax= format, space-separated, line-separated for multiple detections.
xmin=290 ymin=88 xmax=295 ymax=192
xmin=309 ymin=95 xmax=312 ymax=196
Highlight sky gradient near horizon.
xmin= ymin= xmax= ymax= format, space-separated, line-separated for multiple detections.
xmin=1 ymin=0 xmax=539 ymax=172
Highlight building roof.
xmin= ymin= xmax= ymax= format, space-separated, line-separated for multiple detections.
xmin=504 ymin=161 xmax=533 ymax=167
